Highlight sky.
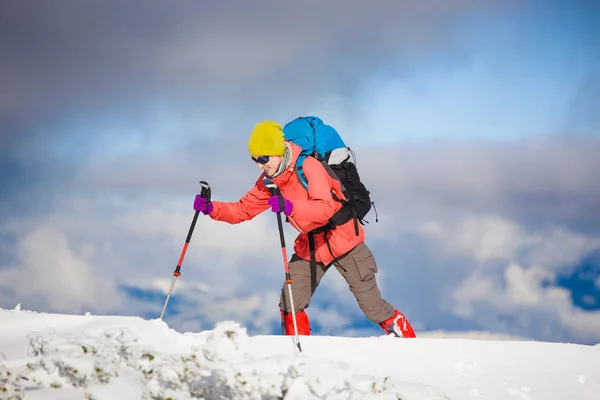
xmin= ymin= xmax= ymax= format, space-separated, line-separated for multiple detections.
xmin=0 ymin=0 xmax=599 ymax=344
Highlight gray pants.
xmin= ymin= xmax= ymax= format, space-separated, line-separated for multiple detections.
xmin=279 ymin=242 xmax=395 ymax=324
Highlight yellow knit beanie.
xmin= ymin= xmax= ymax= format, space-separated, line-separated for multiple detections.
xmin=248 ymin=120 xmax=286 ymax=157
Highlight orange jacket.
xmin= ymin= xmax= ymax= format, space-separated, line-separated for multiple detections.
xmin=208 ymin=142 xmax=364 ymax=265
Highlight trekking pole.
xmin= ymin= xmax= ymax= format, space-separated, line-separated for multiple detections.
xmin=159 ymin=181 xmax=211 ymax=320
xmin=265 ymin=180 xmax=302 ymax=354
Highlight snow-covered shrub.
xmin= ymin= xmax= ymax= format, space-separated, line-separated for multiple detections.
xmin=1 ymin=321 xmax=411 ymax=399
xmin=2 ymin=321 xmax=289 ymax=399
xmin=1 ymin=364 xmax=26 ymax=400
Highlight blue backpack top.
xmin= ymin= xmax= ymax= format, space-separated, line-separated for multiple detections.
xmin=282 ymin=116 xmax=373 ymax=225
xmin=282 ymin=116 xmax=345 ymax=188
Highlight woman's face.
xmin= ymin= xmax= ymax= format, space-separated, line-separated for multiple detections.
xmin=254 ymin=155 xmax=282 ymax=177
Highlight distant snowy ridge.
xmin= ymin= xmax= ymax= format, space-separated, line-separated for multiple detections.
xmin=0 ymin=308 xmax=599 ymax=400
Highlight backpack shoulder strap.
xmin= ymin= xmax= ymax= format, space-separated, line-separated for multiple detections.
xmin=295 ymin=155 xmax=348 ymax=204
xmin=294 ymin=154 xmax=309 ymax=190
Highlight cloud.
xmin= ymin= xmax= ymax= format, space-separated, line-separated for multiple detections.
xmin=421 ymin=217 xmax=600 ymax=269
xmin=0 ymin=189 xmax=291 ymax=317
xmin=356 ymin=137 xmax=600 ymax=343
xmin=0 ymin=224 xmax=123 ymax=313
xmin=360 ymin=136 xmax=600 ymax=236
xmin=451 ymin=263 xmax=600 ymax=343
xmin=0 ymin=1 xmax=517 ymax=149
xmin=420 ymin=217 xmax=525 ymax=263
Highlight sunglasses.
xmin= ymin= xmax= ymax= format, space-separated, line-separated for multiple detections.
xmin=251 ymin=155 xmax=270 ymax=164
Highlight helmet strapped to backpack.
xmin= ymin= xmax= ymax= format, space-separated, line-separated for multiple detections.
xmin=282 ymin=116 xmax=374 ymax=234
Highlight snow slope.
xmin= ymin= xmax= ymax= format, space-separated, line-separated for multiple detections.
xmin=0 ymin=308 xmax=598 ymax=400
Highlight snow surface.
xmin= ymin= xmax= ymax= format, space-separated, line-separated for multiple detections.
xmin=0 ymin=307 xmax=599 ymax=399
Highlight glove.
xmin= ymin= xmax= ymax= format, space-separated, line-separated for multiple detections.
xmin=267 ymin=195 xmax=293 ymax=216
xmin=193 ymin=195 xmax=214 ymax=215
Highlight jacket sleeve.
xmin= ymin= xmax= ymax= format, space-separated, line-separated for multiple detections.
xmin=289 ymin=157 xmax=338 ymax=225
xmin=209 ymin=176 xmax=271 ymax=224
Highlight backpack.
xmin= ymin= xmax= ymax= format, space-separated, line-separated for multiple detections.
xmin=282 ymin=116 xmax=375 ymax=233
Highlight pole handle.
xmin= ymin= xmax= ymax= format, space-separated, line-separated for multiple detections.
xmin=265 ymin=180 xmax=287 ymax=249
xmin=199 ymin=180 xmax=211 ymax=204
xmin=265 ymin=179 xmax=279 ymax=196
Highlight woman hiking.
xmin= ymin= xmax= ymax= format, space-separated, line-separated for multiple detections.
xmin=193 ymin=120 xmax=416 ymax=338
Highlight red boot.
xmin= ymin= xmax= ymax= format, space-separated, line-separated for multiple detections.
xmin=281 ymin=310 xmax=311 ymax=335
xmin=379 ymin=310 xmax=416 ymax=338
